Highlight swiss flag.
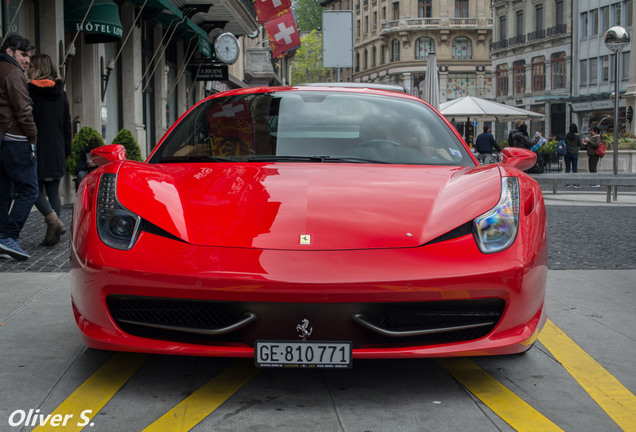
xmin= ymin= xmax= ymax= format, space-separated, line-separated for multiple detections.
xmin=265 ymin=10 xmax=300 ymax=58
xmin=254 ymin=0 xmax=292 ymax=23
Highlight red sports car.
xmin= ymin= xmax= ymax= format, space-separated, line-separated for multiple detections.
xmin=70 ymin=85 xmax=547 ymax=368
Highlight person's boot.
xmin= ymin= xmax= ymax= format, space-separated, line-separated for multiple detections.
xmin=43 ymin=210 xmax=66 ymax=246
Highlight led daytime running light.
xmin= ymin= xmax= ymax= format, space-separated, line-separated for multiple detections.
xmin=473 ymin=177 xmax=520 ymax=253
xmin=96 ymin=173 xmax=141 ymax=250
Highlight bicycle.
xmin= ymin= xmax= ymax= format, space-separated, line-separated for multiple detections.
xmin=476 ymin=152 xmax=501 ymax=165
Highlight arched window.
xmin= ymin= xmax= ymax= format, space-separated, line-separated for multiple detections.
xmin=391 ymin=39 xmax=400 ymax=61
xmin=452 ymin=37 xmax=472 ymax=59
xmin=415 ymin=37 xmax=435 ymax=60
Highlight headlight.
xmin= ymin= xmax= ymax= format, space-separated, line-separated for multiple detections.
xmin=96 ymin=173 xmax=141 ymax=250
xmin=473 ymin=177 xmax=520 ymax=253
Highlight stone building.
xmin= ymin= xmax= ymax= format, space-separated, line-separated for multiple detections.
xmin=320 ymin=0 xmax=494 ymax=144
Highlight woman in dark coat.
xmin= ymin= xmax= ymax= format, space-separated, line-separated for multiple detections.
xmin=563 ymin=123 xmax=582 ymax=173
xmin=27 ymin=53 xmax=71 ymax=246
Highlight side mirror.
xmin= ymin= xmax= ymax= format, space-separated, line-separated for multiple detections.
xmin=91 ymin=144 xmax=126 ymax=166
xmin=500 ymin=147 xmax=537 ymax=171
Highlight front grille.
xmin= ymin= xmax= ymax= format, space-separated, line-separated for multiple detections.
xmin=107 ymin=296 xmax=243 ymax=343
xmin=106 ymin=295 xmax=505 ymax=348
xmin=365 ymin=299 xmax=505 ymax=345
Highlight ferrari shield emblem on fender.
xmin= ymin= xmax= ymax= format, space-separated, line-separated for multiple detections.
xmin=300 ymin=234 xmax=311 ymax=245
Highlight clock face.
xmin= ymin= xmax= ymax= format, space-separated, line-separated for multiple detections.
xmin=215 ymin=33 xmax=239 ymax=65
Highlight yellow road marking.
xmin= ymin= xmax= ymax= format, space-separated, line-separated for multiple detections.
xmin=437 ymin=358 xmax=564 ymax=431
xmin=539 ymin=319 xmax=636 ymax=432
xmin=142 ymin=359 xmax=259 ymax=432
xmin=32 ymin=353 xmax=148 ymax=432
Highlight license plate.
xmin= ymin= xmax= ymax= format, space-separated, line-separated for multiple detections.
xmin=255 ymin=341 xmax=352 ymax=368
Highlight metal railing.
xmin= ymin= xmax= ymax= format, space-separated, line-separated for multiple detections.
xmin=380 ymin=17 xmax=491 ymax=33
xmin=491 ymin=24 xmax=569 ymax=52
xmin=547 ymin=24 xmax=568 ymax=36
xmin=508 ymin=34 xmax=526 ymax=46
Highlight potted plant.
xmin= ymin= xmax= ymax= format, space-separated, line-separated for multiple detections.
xmin=67 ymin=126 xmax=104 ymax=175
xmin=112 ymin=129 xmax=143 ymax=162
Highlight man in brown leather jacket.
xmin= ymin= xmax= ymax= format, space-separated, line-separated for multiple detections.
xmin=0 ymin=34 xmax=38 ymax=260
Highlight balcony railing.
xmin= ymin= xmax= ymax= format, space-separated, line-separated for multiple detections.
xmin=527 ymin=29 xmax=546 ymax=41
xmin=491 ymin=23 xmax=568 ymax=52
xmin=508 ymin=34 xmax=526 ymax=46
xmin=491 ymin=40 xmax=508 ymax=50
xmin=547 ymin=24 xmax=568 ymax=36
xmin=380 ymin=17 xmax=491 ymax=33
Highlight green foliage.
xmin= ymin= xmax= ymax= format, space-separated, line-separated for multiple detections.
xmin=292 ymin=0 xmax=323 ymax=32
xmin=291 ymin=30 xmax=329 ymax=84
xmin=112 ymin=129 xmax=143 ymax=162
xmin=67 ymin=126 xmax=104 ymax=174
xmin=538 ymin=140 xmax=557 ymax=154
xmin=498 ymin=140 xmax=509 ymax=149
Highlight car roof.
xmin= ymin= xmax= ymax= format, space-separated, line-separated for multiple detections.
xmin=298 ymin=82 xmax=407 ymax=93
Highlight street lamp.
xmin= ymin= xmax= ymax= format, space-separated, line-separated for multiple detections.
xmin=604 ymin=26 xmax=630 ymax=177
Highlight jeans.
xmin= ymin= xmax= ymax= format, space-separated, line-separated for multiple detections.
xmin=0 ymin=140 xmax=38 ymax=239
xmin=564 ymin=153 xmax=578 ymax=173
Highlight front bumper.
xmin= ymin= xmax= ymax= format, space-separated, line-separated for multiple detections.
xmin=70 ymin=228 xmax=547 ymax=358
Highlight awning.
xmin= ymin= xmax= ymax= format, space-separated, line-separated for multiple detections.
xmin=64 ymin=0 xmax=123 ymax=44
xmin=125 ymin=0 xmax=213 ymax=59
xmin=183 ymin=19 xmax=212 ymax=58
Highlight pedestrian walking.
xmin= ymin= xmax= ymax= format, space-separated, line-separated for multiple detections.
xmin=582 ymin=126 xmax=601 ymax=174
xmin=28 ymin=53 xmax=71 ymax=246
xmin=508 ymin=119 xmax=524 ymax=147
xmin=564 ymin=123 xmax=582 ymax=175
xmin=475 ymin=125 xmax=501 ymax=163
xmin=0 ymin=34 xmax=38 ymax=260
xmin=510 ymin=124 xmax=541 ymax=149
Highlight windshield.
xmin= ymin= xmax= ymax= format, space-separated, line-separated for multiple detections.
xmin=148 ymin=90 xmax=472 ymax=166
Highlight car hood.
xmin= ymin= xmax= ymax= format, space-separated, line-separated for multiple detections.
xmin=116 ymin=162 xmax=502 ymax=250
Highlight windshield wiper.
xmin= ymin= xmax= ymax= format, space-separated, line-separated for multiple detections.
xmin=160 ymin=155 xmax=236 ymax=163
xmin=248 ymin=155 xmax=389 ymax=164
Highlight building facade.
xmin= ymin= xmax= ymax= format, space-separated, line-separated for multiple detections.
xmin=1 ymin=0 xmax=292 ymax=202
xmin=320 ymin=0 xmax=494 ymax=144
xmin=571 ymin=0 xmax=633 ymax=136
xmin=0 ymin=0 xmax=292 ymax=158
xmin=490 ymin=0 xmax=572 ymax=141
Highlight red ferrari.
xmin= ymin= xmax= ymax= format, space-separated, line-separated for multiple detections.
xmin=71 ymin=85 xmax=547 ymax=368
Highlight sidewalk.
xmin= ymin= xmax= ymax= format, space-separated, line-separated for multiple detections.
xmin=541 ymin=189 xmax=636 ymax=206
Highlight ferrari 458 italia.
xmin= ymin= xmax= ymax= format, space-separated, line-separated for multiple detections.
xmin=71 ymin=85 xmax=547 ymax=368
